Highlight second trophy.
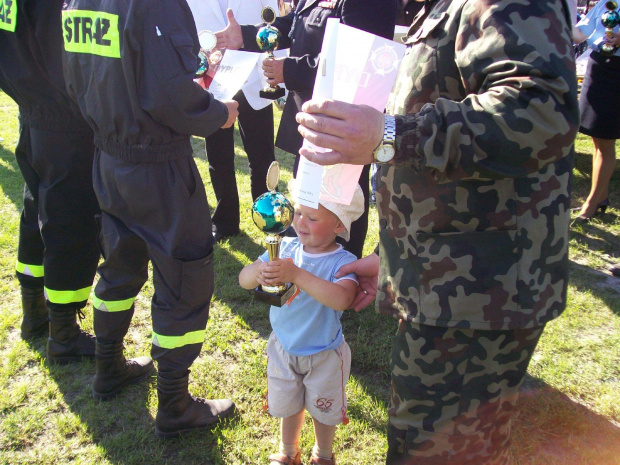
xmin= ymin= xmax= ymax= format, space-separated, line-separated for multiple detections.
xmin=256 ymin=6 xmax=286 ymax=99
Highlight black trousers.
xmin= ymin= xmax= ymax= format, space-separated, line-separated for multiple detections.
xmin=205 ymin=90 xmax=275 ymax=236
xmin=14 ymin=122 xmax=100 ymax=310
xmin=92 ymin=150 xmax=215 ymax=376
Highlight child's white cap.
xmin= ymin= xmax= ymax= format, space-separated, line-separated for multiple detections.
xmin=288 ymin=178 xmax=364 ymax=242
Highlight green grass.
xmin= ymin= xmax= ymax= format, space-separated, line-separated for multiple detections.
xmin=0 ymin=90 xmax=619 ymax=464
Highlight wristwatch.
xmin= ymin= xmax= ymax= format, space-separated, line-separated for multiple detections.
xmin=373 ymin=115 xmax=396 ymax=164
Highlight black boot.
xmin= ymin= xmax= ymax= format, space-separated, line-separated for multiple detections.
xmin=155 ymin=372 xmax=235 ymax=439
xmin=47 ymin=308 xmax=96 ymax=365
xmin=20 ymin=286 xmax=49 ymax=340
xmin=92 ymin=341 xmax=155 ymax=401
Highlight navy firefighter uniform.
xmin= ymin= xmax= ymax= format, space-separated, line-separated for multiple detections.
xmin=0 ymin=0 xmax=100 ymax=361
xmin=61 ymin=0 xmax=237 ymax=436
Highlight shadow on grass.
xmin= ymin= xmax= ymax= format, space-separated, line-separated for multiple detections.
xmin=570 ymin=212 xmax=620 ymax=255
xmin=568 ymin=259 xmax=620 ymax=317
xmin=513 ymin=374 xmax=620 ymax=464
xmin=39 ymin=350 xmax=240 ymax=465
xmin=0 ymin=141 xmax=25 ymax=208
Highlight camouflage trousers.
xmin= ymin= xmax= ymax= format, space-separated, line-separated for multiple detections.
xmin=386 ymin=320 xmax=544 ymax=465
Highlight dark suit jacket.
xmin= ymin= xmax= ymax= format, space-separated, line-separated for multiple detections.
xmin=242 ymin=0 xmax=397 ymax=155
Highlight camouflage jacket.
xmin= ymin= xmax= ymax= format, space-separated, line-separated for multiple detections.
xmin=377 ymin=0 xmax=579 ymax=330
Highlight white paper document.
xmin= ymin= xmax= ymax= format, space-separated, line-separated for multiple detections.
xmin=296 ymin=19 xmax=406 ymax=208
xmin=195 ymin=50 xmax=259 ymax=101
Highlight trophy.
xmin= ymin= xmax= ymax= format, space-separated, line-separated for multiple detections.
xmin=251 ymin=162 xmax=297 ymax=306
xmin=601 ymin=1 xmax=620 ymax=56
xmin=256 ymin=7 xmax=286 ymax=99
xmin=195 ymin=30 xmax=220 ymax=79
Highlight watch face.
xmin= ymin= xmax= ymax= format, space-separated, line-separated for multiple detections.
xmin=376 ymin=145 xmax=395 ymax=163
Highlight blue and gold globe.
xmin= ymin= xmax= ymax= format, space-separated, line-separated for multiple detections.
xmin=601 ymin=1 xmax=620 ymax=55
xmin=602 ymin=8 xmax=620 ymax=28
xmin=256 ymin=25 xmax=282 ymax=53
xmin=251 ymin=191 xmax=294 ymax=234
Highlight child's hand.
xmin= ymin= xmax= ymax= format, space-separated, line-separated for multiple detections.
xmin=259 ymin=258 xmax=298 ymax=286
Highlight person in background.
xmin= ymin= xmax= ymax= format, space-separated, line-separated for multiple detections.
xmin=215 ymin=0 xmax=398 ymax=258
xmin=0 ymin=0 xmax=100 ymax=363
xmin=186 ymin=0 xmax=279 ymax=242
xmin=396 ymin=0 xmax=424 ymax=26
xmin=572 ymin=0 xmax=619 ymax=223
xmin=239 ymin=184 xmax=364 ymax=465
xmin=296 ymin=0 xmax=578 ymax=463
xmin=62 ymin=0 xmax=239 ymax=437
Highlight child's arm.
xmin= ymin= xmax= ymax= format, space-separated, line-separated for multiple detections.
xmin=239 ymin=260 xmax=265 ymax=290
xmin=261 ymin=259 xmax=356 ymax=311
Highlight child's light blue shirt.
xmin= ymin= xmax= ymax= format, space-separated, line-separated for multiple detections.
xmin=259 ymin=237 xmax=358 ymax=356
xmin=577 ymin=0 xmax=620 ymax=56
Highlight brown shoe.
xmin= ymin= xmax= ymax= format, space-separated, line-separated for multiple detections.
xmin=269 ymin=450 xmax=301 ymax=465
xmin=309 ymin=454 xmax=335 ymax=465
xmin=611 ymin=264 xmax=620 ymax=278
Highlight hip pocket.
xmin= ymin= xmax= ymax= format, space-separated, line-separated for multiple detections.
xmin=415 ymin=229 xmax=519 ymax=324
xmin=177 ymin=251 xmax=214 ymax=308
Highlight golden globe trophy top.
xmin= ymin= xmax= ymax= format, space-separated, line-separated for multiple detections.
xmin=601 ymin=1 xmax=620 ymax=56
xmin=251 ymin=162 xmax=297 ymax=306
xmin=256 ymin=6 xmax=286 ymax=99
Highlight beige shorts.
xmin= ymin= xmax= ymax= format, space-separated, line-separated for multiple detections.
xmin=266 ymin=333 xmax=351 ymax=426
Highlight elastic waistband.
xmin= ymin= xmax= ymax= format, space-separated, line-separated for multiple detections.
xmin=94 ymin=135 xmax=193 ymax=163
xmin=18 ymin=111 xmax=91 ymax=134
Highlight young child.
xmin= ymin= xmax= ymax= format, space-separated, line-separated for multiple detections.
xmin=239 ymin=183 xmax=365 ymax=465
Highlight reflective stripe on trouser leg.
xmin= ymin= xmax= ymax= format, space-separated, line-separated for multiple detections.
xmin=93 ymin=209 xmax=149 ymax=343
xmin=16 ymin=260 xmax=44 ymax=279
xmin=150 ymin=250 xmax=214 ymax=376
xmin=31 ymin=127 xmax=99 ymax=309
xmin=386 ymin=320 xmax=543 ymax=465
xmin=14 ymin=123 xmax=44 ymax=289
xmin=45 ymin=286 xmax=92 ymax=307
xmin=93 ymin=299 xmax=136 ymax=344
xmin=92 ymin=152 xmax=215 ymax=376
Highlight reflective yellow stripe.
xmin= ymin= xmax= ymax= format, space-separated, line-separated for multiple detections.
xmin=62 ymin=10 xmax=120 ymax=58
xmin=0 ymin=0 xmax=17 ymax=33
xmin=44 ymin=286 xmax=91 ymax=305
xmin=152 ymin=330 xmax=205 ymax=349
xmin=16 ymin=261 xmax=44 ymax=278
xmin=93 ymin=296 xmax=135 ymax=312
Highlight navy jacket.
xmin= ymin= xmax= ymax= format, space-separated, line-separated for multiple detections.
xmin=62 ymin=0 xmax=228 ymax=162
xmin=0 ymin=0 xmax=90 ymax=133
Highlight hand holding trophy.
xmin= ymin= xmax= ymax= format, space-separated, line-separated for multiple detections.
xmin=601 ymin=1 xmax=620 ymax=56
xmin=256 ymin=7 xmax=286 ymax=99
xmin=251 ymin=162 xmax=297 ymax=306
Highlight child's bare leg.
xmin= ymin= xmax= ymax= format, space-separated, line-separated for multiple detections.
xmin=279 ymin=408 xmax=305 ymax=457
xmin=312 ymin=417 xmax=337 ymax=461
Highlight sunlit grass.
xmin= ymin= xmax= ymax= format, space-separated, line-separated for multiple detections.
xmin=0 ymin=92 xmax=618 ymax=464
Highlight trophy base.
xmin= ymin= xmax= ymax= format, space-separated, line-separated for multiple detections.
xmin=601 ymin=45 xmax=618 ymax=57
xmin=260 ymin=86 xmax=286 ymax=100
xmin=253 ymin=283 xmax=298 ymax=307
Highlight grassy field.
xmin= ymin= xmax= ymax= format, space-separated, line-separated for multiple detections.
xmin=0 ymin=90 xmax=619 ymax=465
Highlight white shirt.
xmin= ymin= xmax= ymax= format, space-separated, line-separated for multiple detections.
xmin=186 ymin=0 xmax=282 ymax=109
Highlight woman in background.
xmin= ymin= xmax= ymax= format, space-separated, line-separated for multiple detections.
xmin=573 ymin=1 xmax=620 ymax=223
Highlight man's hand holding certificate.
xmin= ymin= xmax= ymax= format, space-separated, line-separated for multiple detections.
xmin=295 ymin=19 xmax=405 ymax=208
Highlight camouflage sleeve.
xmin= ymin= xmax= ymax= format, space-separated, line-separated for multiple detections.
xmin=393 ymin=0 xmax=579 ymax=181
